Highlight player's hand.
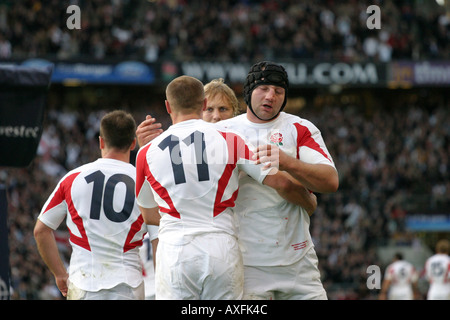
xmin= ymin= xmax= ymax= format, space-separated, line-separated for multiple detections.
xmin=55 ymin=273 xmax=69 ymax=298
xmin=253 ymin=144 xmax=287 ymax=170
xmin=136 ymin=115 xmax=163 ymax=147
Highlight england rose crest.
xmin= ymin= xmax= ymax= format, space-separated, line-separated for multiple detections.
xmin=269 ymin=132 xmax=283 ymax=146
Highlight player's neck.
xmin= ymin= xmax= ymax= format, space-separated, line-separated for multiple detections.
xmin=101 ymin=149 xmax=130 ymax=163
xmin=171 ymin=113 xmax=202 ymax=125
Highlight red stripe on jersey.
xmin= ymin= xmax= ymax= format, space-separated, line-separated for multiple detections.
xmin=123 ymin=214 xmax=145 ymax=253
xmin=42 ymin=176 xmax=67 ymax=214
xmin=213 ymin=163 xmax=238 ymax=217
xmin=136 ymin=142 xmax=181 ymax=218
xmin=135 ymin=143 xmax=152 ymax=197
xmin=219 ymin=131 xmax=254 ymax=162
xmin=294 ymin=122 xmax=331 ymax=162
xmin=147 ymin=164 xmax=181 ymax=219
xmin=57 ymin=172 xmax=91 ymax=251
xmin=213 ymin=131 xmax=251 ymax=217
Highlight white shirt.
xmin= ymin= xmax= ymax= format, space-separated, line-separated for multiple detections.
xmin=384 ymin=260 xmax=418 ymax=300
xmin=424 ymin=253 xmax=450 ymax=300
xmin=135 ymin=119 xmax=271 ymax=245
xmin=38 ymin=158 xmax=146 ymax=292
xmin=220 ymin=112 xmax=336 ymax=266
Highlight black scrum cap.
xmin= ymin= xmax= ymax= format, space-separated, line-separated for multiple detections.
xmin=243 ymin=61 xmax=289 ymax=121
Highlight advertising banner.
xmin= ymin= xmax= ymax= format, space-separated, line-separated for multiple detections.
xmin=0 ymin=65 xmax=52 ymax=167
xmin=16 ymin=59 xmax=155 ymax=84
xmin=388 ymin=61 xmax=450 ymax=87
xmin=178 ymin=61 xmax=386 ymax=87
xmin=3 ymin=59 xmax=450 ymax=88
xmin=406 ymin=214 xmax=450 ymax=232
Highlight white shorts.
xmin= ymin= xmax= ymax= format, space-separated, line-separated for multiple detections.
xmin=67 ymin=281 xmax=145 ymax=300
xmin=427 ymin=285 xmax=450 ymax=300
xmin=388 ymin=291 xmax=413 ymax=300
xmin=243 ymin=247 xmax=327 ymax=300
xmin=155 ymin=233 xmax=243 ymax=300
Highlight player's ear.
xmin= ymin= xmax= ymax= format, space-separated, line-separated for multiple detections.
xmin=165 ymin=100 xmax=172 ymax=114
xmin=202 ymin=98 xmax=207 ymax=112
xmin=99 ymin=135 xmax=105 ymax=149
xmin=130 ymin=138 xmax=136 ymax=151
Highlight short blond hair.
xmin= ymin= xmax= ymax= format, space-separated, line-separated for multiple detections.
xmin=204 ymin=78 xmax=240 ymax=116
xmin=166 ymin=75 xmax=205 ymax=114
xmin=436 ymin=239 xmax=449 ymax=254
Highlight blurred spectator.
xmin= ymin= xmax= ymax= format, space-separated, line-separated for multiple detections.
xmin=0 ymin=32 xmax=11 ymax=58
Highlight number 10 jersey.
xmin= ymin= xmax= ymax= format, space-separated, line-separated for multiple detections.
xmin=38 ymin=158 xmax=147 ymax=292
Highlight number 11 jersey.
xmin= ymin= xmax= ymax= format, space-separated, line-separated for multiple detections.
xmin=38 ymin=158 xmax=147 ymax=292
xmin=135 ymin=119 xmax=270 ymax=245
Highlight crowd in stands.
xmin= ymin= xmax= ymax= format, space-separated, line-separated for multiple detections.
xmin=2 ymin=92 xmax=449 ymax=299
xmin=0 ymin=0 xmax=449 ymax=62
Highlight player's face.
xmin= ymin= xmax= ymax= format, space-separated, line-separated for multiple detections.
xmin=203 ymin=95 xmax=234 ymax=123
xmin=250 ymin=85 xmax=285 ymax=122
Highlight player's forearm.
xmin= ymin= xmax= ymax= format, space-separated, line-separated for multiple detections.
xmin=34 ymin=222 xmax=68 ymax=279
xmin=280 ymin=157 xmax=339 ymax=194
xmin=139 ymin=206 xmax=161 ymax=226
xmin=378 ymin=280 xmax=390 ymax=300
xmin=263 ymin=171 xmax=317 ymax=215
xmin=275 ymin=171 xmax=317 ymax=215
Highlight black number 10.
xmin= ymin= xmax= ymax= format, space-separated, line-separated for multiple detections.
xmin=85 ymin=170 xmax=135 ymax=222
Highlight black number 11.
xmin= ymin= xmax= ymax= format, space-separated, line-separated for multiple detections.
xmin=158 ymin=131 xmax=210 ymax=184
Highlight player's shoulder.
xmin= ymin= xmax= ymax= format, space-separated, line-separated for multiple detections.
xmin=136 ymin=140 xmax=153 ymax=159
xmin=53 ymin=160 xmax=96 ymax=188
xmin=62 ymin=161 xmax=92 ymax=179
xmin=219 ymin=114 xmax=247 ymax=127
xmin=81 ymin=158 xmax=133 ymax=175
xmin=280 ymin=112 xmax=301 ymax=122
xmin=397 ymin=260 xmax=414 ymax=269
xmin=139 ymin=127 xmax=171 ymax=154
xmin=213 ymin=121 xmax=248 ymax=141
xmin=281 ymin=112 xmax=317 ymax=129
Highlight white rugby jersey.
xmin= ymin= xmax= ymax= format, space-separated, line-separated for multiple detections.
xmin=135 ymin=119 xmax=270 ymax=245
xmin=384 ymin=260 xmax=418 ymax=300
xmin=38 ymin=158 xmax=147 ymax=292
xmin=424 ymin=253 xmax=450 ymax=299
xmin=220 ymin=112 xmax=336 ymax=266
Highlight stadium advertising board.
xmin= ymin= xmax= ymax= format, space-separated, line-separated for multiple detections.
xmin=406 ymin=214 xmax=450 ymax=232
xmin=0 ymin=65 xmax=52 ymax=167
xmin=4 ymin=59 xmax=450 ymax=88
xmin=1 ymin=59 xmax=155 ymax=85
xmin=389 ymin=61 xmax=450 ymax=87
xmin=179 ymin=61 xmax=387 ymax=87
